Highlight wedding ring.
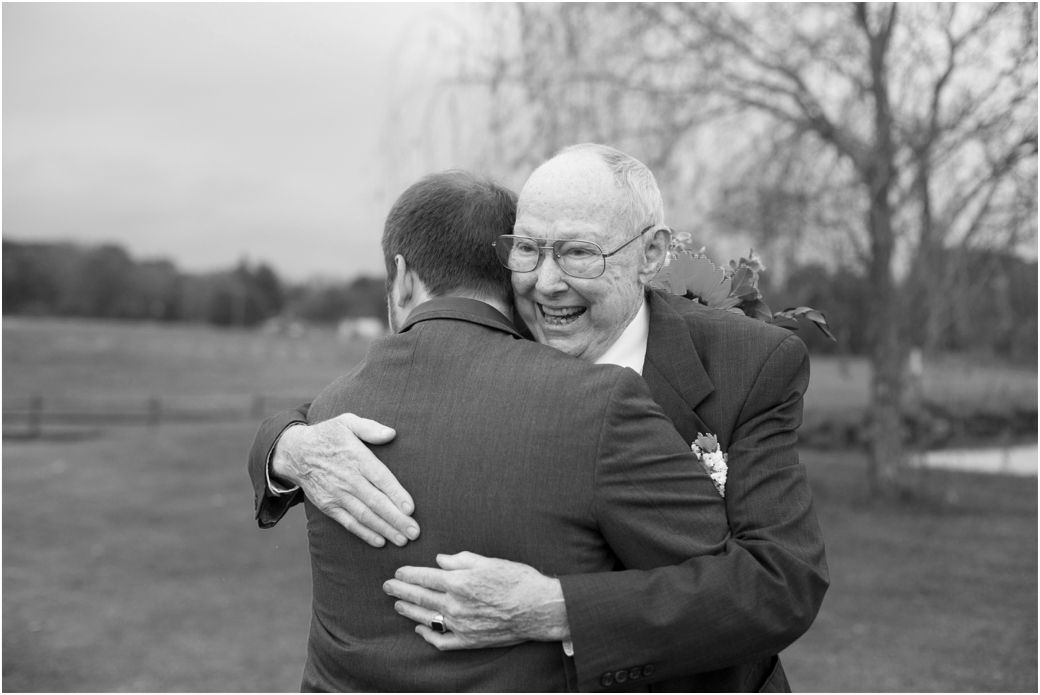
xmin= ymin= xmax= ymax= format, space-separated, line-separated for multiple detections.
xmin=430 ymin=614 xmax=447 ymax=633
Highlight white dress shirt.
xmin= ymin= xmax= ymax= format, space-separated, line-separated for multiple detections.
xmin=593 ymin=296 xmax=650 ymax=375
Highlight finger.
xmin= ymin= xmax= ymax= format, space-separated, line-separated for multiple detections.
xmin=394 ymin=565 xmax=455 ymax=593
xmin=393 ymin=599 xmax=439 ymax=627
xmin=326 ymin=507 xmax=386 ymax=548
xmin=354 ymin=451 xmax=416 ymax=520
xmin=337 ymin=413 xmax=397 ymax=445
xmin=415 ymin=625 xmax=469 ymax=651
xmin=435 ymin=551 xmax=486 ymax=570
xmin=312 ymin=454 xmax=417 ymax=539
xmin=350 ymin=470 xmax=419 ymax=536
xmin=336 ymin=488 xmax=412 ymax=546
xmin=330 ymin=415 xmax=416 ymax=520
xmin=383 ymin=578 xmax=448 ymax=612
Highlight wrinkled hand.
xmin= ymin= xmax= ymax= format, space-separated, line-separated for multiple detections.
xmin=271 ymin=413 xmax=419 ymax=547
xmin=383 ymin=551 xmax=570 ymax=650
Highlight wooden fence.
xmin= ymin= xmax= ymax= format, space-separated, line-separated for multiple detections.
xmin=2 ymin=395 xmax=311 ymax=439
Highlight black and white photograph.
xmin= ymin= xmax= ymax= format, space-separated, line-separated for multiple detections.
xmin=3 ymin=3 xmax=1037 ymax=692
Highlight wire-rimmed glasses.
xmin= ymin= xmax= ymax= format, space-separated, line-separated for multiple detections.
xmin=492 ymin=225 xmax=657 ymax=279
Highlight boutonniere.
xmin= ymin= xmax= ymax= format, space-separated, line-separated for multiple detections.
xmin=692 ymin=433 xmax=727 ymax=498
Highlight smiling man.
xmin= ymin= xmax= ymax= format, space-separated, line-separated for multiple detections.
xmin=248 ymin=144 xmax=828 ymax=692
xmin=508 ymin=150 xmax=661 ymax=366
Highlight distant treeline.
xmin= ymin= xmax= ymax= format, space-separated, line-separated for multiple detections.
xmin=764 ymin=250 xmax=1037 ymax=363
xmin=3 ymin=239 xmax=1036 ymax=362
xmin=2 ymin=240 xmax=387 ymax=328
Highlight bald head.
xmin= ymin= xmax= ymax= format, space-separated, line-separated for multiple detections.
xmin=518 ymin=144 xmax=664 ymax=239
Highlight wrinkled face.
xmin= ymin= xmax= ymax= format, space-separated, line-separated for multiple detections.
xmin=512 ymin=155 xmax=648 ymax=362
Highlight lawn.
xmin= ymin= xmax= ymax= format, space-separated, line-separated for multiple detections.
xmin=3 ymin=423 xmax=1036 ymax=692
xmin=3 ymin=317 xmax=1037 ymax=691
xmin=2 ymin=317 xmax=369 ymax=412
xmin=784 ymin=451 xmax=1037 ymax=692
xmin=5 ymin=316 xmax=1036 ymax=416
xmin=2 ymin=423 xmax=312 ymax=691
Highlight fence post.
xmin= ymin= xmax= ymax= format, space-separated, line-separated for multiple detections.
xmin=147 ymin=397 xmax=162 ymax=427
xmin=251 ymin=394 xmax=265 ymax=419
xmin=28 ymin=396 xmax=43 ymax=439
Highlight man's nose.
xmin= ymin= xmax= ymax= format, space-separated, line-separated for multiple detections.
xmin=534 ymin=248 xmax=569 ymax=294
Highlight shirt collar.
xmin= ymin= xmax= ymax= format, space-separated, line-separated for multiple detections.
xmin=594 ymin=296 xmax=650 ymax=374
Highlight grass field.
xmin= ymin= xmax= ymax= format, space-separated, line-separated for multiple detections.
xmin=3 ymin=317 xmax=1038 ymax=691
xmin=3 ymin=423 xmax=1035 ymax=692
xmin=2 ymin=317 xmax=369 ymax=410
xmin=5 ymin=316 xmax=1037 ymax=416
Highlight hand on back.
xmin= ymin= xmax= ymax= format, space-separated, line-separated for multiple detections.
xmin=271 ymin=413 xmax=419 ymax=547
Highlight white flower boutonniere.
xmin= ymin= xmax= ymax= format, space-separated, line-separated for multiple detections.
xmin=692 ymin=432 xmax=727 ymax=498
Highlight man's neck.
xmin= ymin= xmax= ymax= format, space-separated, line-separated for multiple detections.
xmin=431 ymin=292 xmax=512 ymax=322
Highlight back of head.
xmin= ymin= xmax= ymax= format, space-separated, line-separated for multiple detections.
xmin=383 ymin=171 xmax=516 ymax=302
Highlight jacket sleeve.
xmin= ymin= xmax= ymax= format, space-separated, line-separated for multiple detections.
xmin=248 ymin=402 xmax=310 ymax=529
xmin=559 ymin=335 xmax=829 ymax=691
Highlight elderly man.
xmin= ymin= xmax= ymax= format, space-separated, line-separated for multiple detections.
xmin=249 ymin=144 xmax=828 ymax=692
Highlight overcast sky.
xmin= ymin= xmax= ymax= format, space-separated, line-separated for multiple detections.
xmin=3 ymin=3 xmax=460 ymax=280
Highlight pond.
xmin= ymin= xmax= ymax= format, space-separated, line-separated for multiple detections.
xmin=912 ymin=444 xmax=1038 ymax=476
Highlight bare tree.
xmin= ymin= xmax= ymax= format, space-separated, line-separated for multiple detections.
xmin=390 ymin=2 xmax=1037 ymax=497
xmin=641 ymin=3 xmax=1036 ymax=495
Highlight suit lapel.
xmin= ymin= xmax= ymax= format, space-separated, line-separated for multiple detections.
xmin=642 ymin=291 xmax=715 ymax=445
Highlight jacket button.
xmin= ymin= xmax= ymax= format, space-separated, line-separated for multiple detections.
xmin=600 ymin=672 xmax=614 ymax=687
xmin=614 ymin=670 xmax=628 ymax=684
xmin=629 ymin=667 xmax=642 ymax=680
xmin=642 ymin=664 xmax=655 ymax=677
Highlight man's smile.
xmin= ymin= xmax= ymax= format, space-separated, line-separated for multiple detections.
xmin=538 ymin=303 xmax=587 ymax=326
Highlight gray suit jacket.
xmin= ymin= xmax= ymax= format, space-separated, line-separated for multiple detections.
xmin=297 ymin=297 xmax=730 ymax=692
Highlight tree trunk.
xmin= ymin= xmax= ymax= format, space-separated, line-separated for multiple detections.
xmin=859 ymin=2 xmax=916 ymax=498
xmin=863 ymin=181 xmax=912 ymax=497
xmin=867 ymin=312 xmax=912 ymax=497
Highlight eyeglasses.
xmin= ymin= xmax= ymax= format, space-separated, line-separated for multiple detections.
xmin=492 ymin=225 xmax=657 ymax=280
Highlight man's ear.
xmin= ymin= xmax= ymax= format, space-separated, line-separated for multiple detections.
xmin=639 ymin=226 xmax=671 ymax=285
xmin=393 ymin=255 xmax=413 ymax=308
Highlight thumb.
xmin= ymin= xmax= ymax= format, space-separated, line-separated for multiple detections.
xmin=336 ymin=413 xmax=396 ymax=444
xmin=436 ymin=551 xmax=485 ymax=570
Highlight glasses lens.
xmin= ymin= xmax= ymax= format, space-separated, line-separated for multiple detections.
xmin=497 ymin=236 xmax=540 ymax=272
xmin=556 ymin=240 xmax=604 ymax=278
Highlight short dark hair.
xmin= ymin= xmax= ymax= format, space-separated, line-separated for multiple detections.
xmin=383 ymin=170 xmax=516 ymax=301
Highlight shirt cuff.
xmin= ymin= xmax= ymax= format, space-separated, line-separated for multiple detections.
xmin=266 ymin=424 xmax=302 ymax=496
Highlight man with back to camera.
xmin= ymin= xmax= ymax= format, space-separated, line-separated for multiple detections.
xmin=288 ymin=169 xmax=732 ymax=691
xmin=249 ymin=145 xmax=828 ymax=691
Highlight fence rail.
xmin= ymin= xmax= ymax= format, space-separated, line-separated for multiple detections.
xmin=2 ymin=395 xmax=311 ymax=439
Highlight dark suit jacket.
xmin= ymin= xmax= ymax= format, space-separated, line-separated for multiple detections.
xmin=556 ymin=290 xmax=828 ymax=692
xmin=248 ymin=290 xmax=828 ymax=692
xmin=287 ymin=296 xmax=730 ymax=692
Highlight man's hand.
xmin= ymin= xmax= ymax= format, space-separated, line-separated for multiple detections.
xmin=270 ymin=413 xmax=419 ymax=547
xmin=382 ymin=551 xmax=570 ymax=650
